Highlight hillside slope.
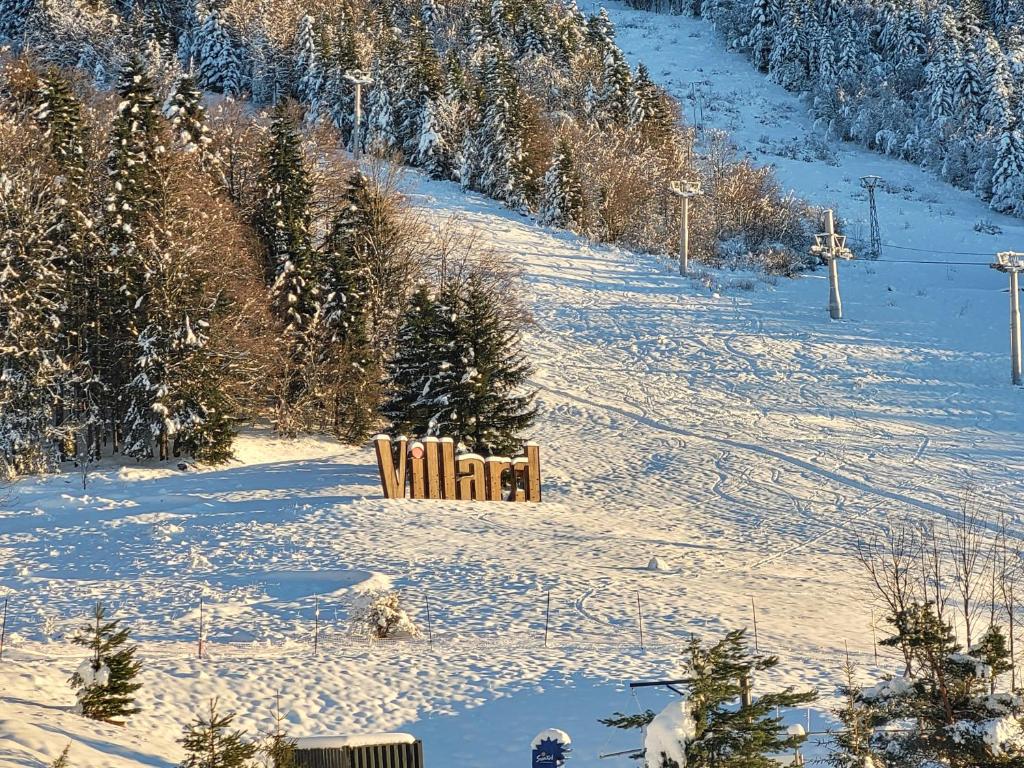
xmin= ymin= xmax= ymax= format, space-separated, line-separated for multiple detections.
xmin=603 ymin=0 xmax=1024 ymax=264
xmin=2 ymin=157 xmax=1024 ymax=766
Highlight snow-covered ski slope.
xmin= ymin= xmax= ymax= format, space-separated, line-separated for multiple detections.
xmin=5 ymin=13 xmax=1024 ymax=767
xmin=602 ymin=0 xmax=1024 ymax=265
xmin=3 ymin=172 xmax=1023 ymax=766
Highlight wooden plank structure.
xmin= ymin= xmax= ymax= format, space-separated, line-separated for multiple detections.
xmin=293 ymin=739 xmax=424 ymax=768
xmin=372 ymin=434 xmax=541 ymax=502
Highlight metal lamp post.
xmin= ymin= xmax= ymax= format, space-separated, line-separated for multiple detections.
xmin=669 ymin=180 xmax=703 ymax=277
xmin=810 ymin=209 xmax=854 ymax=320
xmin=344 ymin=70 xmax=374 ymax=162
xmin=991 ymin=251 xmax=1024 ymax=386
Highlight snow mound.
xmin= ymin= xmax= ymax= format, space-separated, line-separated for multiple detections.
xmin=532 ymin=728 xmax=572 ymax=749
xmin=861 ymin=677 xmax=913 ymax=702
xmin=295 ymin=733 xmax=417 ymax=749
xmin=645 ymin=699 xmax=696 ymax=768
xmin=647 ymin=557 xmax=671 ymax=572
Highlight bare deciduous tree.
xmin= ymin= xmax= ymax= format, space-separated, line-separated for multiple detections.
xmin=946 ymin=487 xmax=988 ymax=649
xmin=857 ymin=522 xmax=921 ymax=675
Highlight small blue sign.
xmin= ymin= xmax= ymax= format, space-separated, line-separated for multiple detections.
xmin=532 ymin=738 xmax=568 ymax=768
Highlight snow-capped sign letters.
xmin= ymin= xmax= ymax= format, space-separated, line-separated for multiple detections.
xmin=372 ymin=435 xmax=541 ymax=502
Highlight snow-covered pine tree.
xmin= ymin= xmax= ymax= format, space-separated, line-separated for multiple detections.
xmin=538 ymin=136 xmax=584 ymax=232
xmin=120 ymin=321 xmax=171 ymax=459
xmin=602 ymin=629 xmax=816 ymax=768
xmin=249 ymin=11 xmax=290 ymax=106
xmin=177 ymin=0 xmax=204 ymax=69
xmin=325 ymin=9 xmax=359 ymax=140
xmin=0 ymin=0 xmax=33 ymax=37
xmin=991 ymin=124 xmax=1024 ymax=216
xmin=597 ymin=44 xmax=632 ymax=126
xmin=32 ymin=67 xmax=100 ymax=459
xmin=746 ymin=0 xmax=778 ymax=72
xmin=585 ymin=7 xmax=614 ymax=49
xmin=255 ymin=105 xmax=320 ymax=408
xmin=104 ymin=57 xmax=165 ymax=452
xmin=196 ymin=3 xmax=242 ymax=97
xmin=381 ymin=285 xmax=442 ymax=437
xmin=926 ymin=9 xmax=960 ymax=123
xmin=976 ymin=33 xmax=1012 ymax=128
xmin=403 ymin=17 xmax=446 ymax=166
xmin=34 ymin=69 xmax=87 ymax=185
xmin=627 ymin=62 xmax=674 ymax=146
xmin=767 ymin=0 xmax=811 ymax=91
xmin=365 ymin=27 xmax=406 ymax=157
xmin=463 ymin=45 xmax=530 ymax=209
xmin=164 ymin=73 xmax=213 ymax=164
xmin=433 ymin=274 xmax=535 ymax=455
xmin=179 ymin=698 xmax=257 ymax=768
xmin=319 ymin=173 xmax=380 ymax=441
xmin=414 ymin=95 xmax=456 ymax=179
xmin=0 ymin=165 xmax=70 ymax=473
xmin=68 ymin=601 xmax=142 ymax=724
xmin=293 ymin=14 xmax=325 ymax=122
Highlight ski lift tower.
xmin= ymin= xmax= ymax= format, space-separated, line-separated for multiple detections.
xmin=991 ymin=251 xmax=1024 ymax=386
xmin=811 ymin=209 xmax=854 ymax=320
xmin=859 ymin=175 xmax=883 ymax=260
xmin=669 ymin=180 xmax=703 ymax=277
xmin=344 ymin=70 xmax=374 ymax=162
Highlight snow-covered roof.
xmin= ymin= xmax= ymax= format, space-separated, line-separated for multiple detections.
xmin=532 ymin=728 xmax=571 ymax=749
xmin=295 ymin=733 xmax=417 ymax=749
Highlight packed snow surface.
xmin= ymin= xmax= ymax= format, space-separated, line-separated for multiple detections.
xmin=4 ymin=10 xmax=1024 ymax=767
xmin=294 ymin=733 xmax=417 ymax=748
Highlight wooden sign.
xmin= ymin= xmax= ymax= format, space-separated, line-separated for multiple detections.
xmin=372 ymin=434 xmax=541 ymax=502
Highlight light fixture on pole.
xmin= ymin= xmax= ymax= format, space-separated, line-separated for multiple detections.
xmin=991 ymin=251 xmax=1024 ymax=386
xmin=669 ymin=180 xmax=703 ymax=277
xmin=810 ymin=209 xmax=854 ymax=320
xmin=344 ymin=70 xmax=374 ymax=162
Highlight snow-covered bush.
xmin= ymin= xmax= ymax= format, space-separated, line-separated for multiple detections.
xmin=352 ymin=591 xmax=420 ymax=640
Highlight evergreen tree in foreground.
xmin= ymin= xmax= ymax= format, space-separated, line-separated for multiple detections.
xmin=68 ymin=601 xmax=142 ymax=724
xmin=835 ymin=601 xmax=1024 ymax=768
xmin=602 ymin=629 xmax=815 ymax=768
xmin=179 ymin=697 xmax=257 ymax=768
xmin=260 ymin=694 xmax=297 ymax=768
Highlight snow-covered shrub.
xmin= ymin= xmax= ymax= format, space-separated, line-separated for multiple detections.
xmin=352 ymin=591 xmax=420 ymax=640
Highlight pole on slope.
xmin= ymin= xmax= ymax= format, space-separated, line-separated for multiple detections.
xmin=345 ymin=71 xmax=374 ymax=162
xmin=0 ymin=598 xmax=7 ymax=661
xmin=991 ymin=252 xmax=1024 ymax=386
xmin=870 ymin=607 xmax=879 ymax=664
xmin=198 ymin=594 xmax=205 ymax=659
xmin=669 ymin=180 xmax=703 ymax=277
xmin=860 ymin=176 xmax=884 ymax=260
xmin=636 ymin=591 xmax=645 ymax=652
xmin=313 ymin=594 xmax=320 ymax=656
xmin=750 ymin=596 xmax=759 ymax=654
xmin=425 ymin=592 xmax=434 ymax=650
xmin=811 ymin=209 xmax=854 ymax=320
xmin=544 ymin=591 xmax=551 ymax=648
